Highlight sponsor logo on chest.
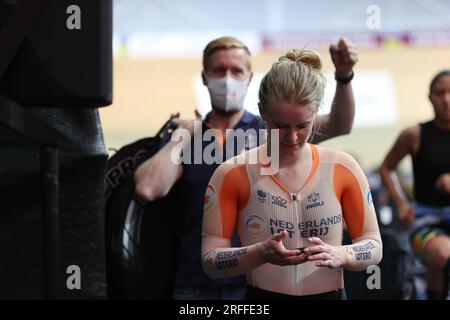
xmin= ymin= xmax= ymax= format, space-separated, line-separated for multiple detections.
xmin=306 ymin=192 xmax=324 ymax=210
xmin=255 ymin=189 xmax=288 ymax=209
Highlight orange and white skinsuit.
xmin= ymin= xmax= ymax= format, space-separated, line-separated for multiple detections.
xmin=202 ymin=144 xmax=382 ymax=296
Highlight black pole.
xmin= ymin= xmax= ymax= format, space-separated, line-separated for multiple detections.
xmin=0 ymin=97 xmax=60 ymax=299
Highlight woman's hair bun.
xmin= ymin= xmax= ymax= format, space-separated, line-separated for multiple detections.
xmin=281 ymin=49 xmax=322 ymax=70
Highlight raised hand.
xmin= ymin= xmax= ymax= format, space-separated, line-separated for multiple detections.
xmin=329 ymin=37 xmax=358 ymax=78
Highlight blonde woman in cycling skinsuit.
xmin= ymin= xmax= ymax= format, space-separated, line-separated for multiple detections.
xmin=201 ymin=49 xmax=383 ymax=299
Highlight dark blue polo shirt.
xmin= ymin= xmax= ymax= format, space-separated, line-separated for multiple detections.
xmin=174 ymin=111 xmax=265 ymax=287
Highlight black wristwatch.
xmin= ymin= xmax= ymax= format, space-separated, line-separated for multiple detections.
xmin=335 ymin=71 xmax=354 ymax=84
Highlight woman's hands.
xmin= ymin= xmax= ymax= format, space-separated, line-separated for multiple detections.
xmin=257 ymin=232 xmax=374 ymax=270
xmin=304 ymin=237 xmax=348 ymax=269
xmin=256 ymin=232 xmax=346 ymax=269
xmin=256 ymin=230 xmax=309 ymax=266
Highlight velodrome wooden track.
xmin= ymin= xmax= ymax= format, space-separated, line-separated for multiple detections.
xmin=100 ymin=46 xmax=450 ymax=171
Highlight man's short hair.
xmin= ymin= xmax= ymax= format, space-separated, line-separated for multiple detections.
xmin=202 ymin=36 xmax=252 ymax=72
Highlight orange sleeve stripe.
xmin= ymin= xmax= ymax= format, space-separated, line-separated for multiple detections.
xmin=333 ymin=163 xmax=365 ymax=239
xmin=219 ymin=164 xmax=251 ymax=238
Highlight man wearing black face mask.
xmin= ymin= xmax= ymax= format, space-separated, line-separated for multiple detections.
xmin=134 ymin=36 xmax=358 ymax=300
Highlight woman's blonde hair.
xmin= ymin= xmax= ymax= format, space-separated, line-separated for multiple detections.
xmin=258 ymin=49 xmax=326 ymax=113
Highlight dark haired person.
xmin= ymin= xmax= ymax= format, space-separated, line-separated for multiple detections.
xmin=380 ymin=70 xmax=450 ymax=300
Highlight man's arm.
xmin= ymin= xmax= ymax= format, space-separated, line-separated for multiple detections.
xmin=134 ymin=140 xmax=184 ymax=201
xmin=313 ymin=38 xmax=357 ymax=144
xmin=134 ymin=114 xmax=200 ymax=201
